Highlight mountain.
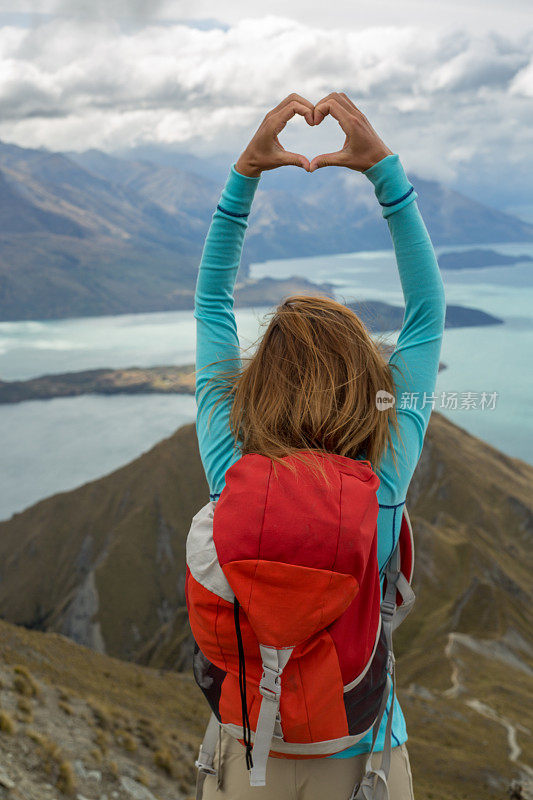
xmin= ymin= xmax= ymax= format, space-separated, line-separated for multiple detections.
xmin=0 ymin=140 xmax=203 ymax=322
xmin=67 ymin=147 xmax=221 ymax=222
xmin=395 ymin=414 xmax=533 ymax=800
xmin=0 ymin=412 xmax=532 ymax=798
xmin=0 ymin=138 xmax=531 ymax=322
xmin=0 ymin=423 xmax=207 ymax=665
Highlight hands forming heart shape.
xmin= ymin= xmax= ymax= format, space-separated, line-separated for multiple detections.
xmin=235 ymin=92 xmax=393 ymax=178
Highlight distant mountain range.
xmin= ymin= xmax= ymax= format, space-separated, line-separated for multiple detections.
xmin=0 ymin=139 xmax=532 ymax=322
xmin=0 ymin=413 xmax=532 ymax=798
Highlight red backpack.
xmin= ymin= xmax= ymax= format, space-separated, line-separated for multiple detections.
xmin=185 ymin=450 xmax=415 ymax=800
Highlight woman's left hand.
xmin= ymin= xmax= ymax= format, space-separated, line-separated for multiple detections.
xmin=235 ymin=94 xmax=315 ymax=177
xmin=308 ymin=92 xmax=393 ymax=173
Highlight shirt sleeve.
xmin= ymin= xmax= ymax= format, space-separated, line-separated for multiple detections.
xmin=194 ymin=163 xmax=262 ymax=498
xmin=362 ymin=153 xmax=446 ymax=504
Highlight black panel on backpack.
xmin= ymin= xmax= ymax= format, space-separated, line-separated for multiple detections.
xmin=192 ymin=640 xmax=226 ymax=722
xmin=343 ymin=625 xmax=389 ymax=736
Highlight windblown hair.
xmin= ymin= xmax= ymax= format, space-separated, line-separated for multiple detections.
xmin=197 ymin=294 xmax=404 ymax=486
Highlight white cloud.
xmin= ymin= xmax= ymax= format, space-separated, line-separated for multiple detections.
xmin=510 ymin=57 xmax=533 ymax=97
xmin=0 ymin=14 xmax=530 ymax=188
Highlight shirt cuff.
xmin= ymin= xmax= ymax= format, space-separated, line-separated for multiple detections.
xmin=363 ymin=153 xmax=418 ymax=218
xmin=215 ymin=162 xmax=262 ymax=219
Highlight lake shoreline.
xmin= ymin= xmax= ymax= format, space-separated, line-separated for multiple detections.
xmin=0 ymin=357 xmax=447 ymax=405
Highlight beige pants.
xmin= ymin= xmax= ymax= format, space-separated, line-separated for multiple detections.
xmin=201 ymin=728 xmax=415 ymax=800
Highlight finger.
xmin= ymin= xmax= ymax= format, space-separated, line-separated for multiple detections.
xmin=339 ymin=92 xmax=370 ymax=125
xmin=312 ymin=92 xmax=335 ymax=124
xmin=271 ymin=100 xmax=315 ymax=133
xmin=313 ymin=93 xmax=352 ymax=124
xmin=315 ymin=91 xmax=352 ymax=110
xmin=313 ymin=97 xmax=353 ymax=131
xmin=312 ymin=92 xmax=351 ymax=123
xmin=308 ymin=150 xmax=348 ymax=172
xmin=339 ymin=92 xmax=361 ymax=115
xmin=278 ymin=149 xmax=311 ymax=171
xmin=267 ymin=93 xmax=315 ymax=125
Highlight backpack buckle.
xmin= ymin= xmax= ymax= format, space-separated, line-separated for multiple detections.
xmin=259 ymin=665 xmax=282 ymax=702
xmin=195 ymin=746 xmax=218 ymax=776
xmin=381 ymin=598 xmax=396 ymax=619
xmin=195 ymin=760 xmax=217 ymax=776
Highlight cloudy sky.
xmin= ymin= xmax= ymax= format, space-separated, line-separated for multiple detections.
xmin=0 ymin=0 xmax=531 ymax=212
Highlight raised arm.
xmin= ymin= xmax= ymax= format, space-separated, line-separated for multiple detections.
xmin=309 ymin=92 xmax=446 ymax=504
xmin=363 ymin=155 xmax=446 ymax=501
xmin=194 ymin=94 xmax=315 ymax=498
xmin=194 ymin=166 xmax=261 ymax=498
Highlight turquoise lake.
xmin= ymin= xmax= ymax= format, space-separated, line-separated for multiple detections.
xmin=0 ymin=240 xmax=531 ymax=522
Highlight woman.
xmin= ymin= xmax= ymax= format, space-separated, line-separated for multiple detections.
xmin=193 ymin=92 xmax=446 ymax=800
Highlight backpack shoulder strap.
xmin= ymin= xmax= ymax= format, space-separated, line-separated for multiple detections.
xmin=384 ymin=508 xmax=416 ymax=631
xmin=351 ymin=508 xmax=416 ymax=799
xmin=195 ymin=712 xmax=220 ymax=800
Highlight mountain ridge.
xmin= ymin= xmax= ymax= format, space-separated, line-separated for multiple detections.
xmin=1 ymin=138 xmax=532 ymax=322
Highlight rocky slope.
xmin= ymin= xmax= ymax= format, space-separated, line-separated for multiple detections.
xmin=395 ymin=414 xmax=533 ymax=799
xmin=0 ymin=617 xmax=205 ymax=800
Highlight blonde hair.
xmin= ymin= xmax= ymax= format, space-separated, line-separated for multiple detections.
xmin=196 ymin=294 xmax=403 ymax=486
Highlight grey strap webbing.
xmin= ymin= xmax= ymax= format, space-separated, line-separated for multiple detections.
xmin=351 ymin=540 xmax=416 ymax=800
xmin=249 ymin=645 xmax=293 ymax=787
xmin=195 ymin=712 xmax=220 ymax=800
xmin=392 ymin=572 xmax=415 ymax=631
xmin=350 ymin=670 xmax=393 ymax=800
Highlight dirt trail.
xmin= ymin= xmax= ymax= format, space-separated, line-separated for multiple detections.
xmin=443 ymin=632 xmax=533 ymax=795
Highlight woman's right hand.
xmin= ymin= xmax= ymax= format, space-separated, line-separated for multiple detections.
xmin=309 ymin=92 xmax=393 ymax=173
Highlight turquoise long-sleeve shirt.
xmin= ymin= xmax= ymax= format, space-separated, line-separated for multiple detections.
xmin=194 ymin=153 xmax=446 ymax=757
